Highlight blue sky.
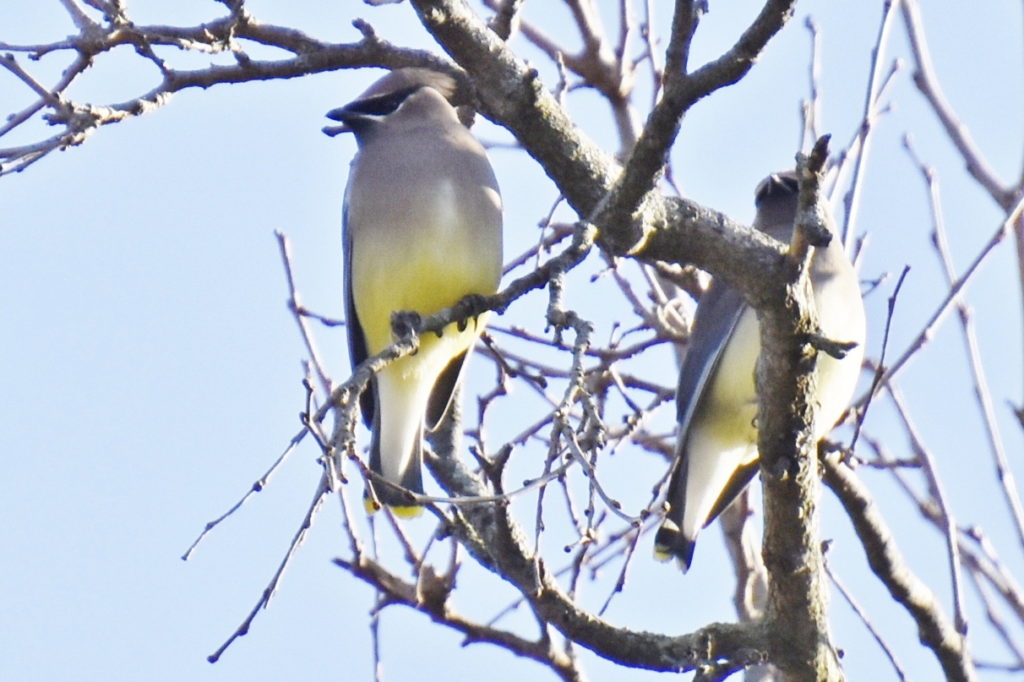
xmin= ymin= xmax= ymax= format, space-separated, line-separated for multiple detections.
xmin=2 ymin=1 xmax=1023 ymax=680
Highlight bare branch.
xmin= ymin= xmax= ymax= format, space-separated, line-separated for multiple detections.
xmin=899 ymin=0 xmax=1015 ymax=208
xmin=334 ymin=554 xmax=584 ymax=681
xmin=822 ymin=454 xmax=976 ymax=681
xmin=754 ymin=140 xmax=842 ymax=679
xmin=825 ymin=557 xmax=909 ymax=680
xmin=208 ymin=474 xmax=333 ymax=663
xmin=180 ymin=429 xmax=309 ymax=561
xmin=839 ymin=0 xmax=900 ymax=246
xmin=867 ymin=194 xmax=1024 ymax=392
xmin=0 ymin=9 xmax=457 ymax=175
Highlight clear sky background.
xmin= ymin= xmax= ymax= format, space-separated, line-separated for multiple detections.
xmin=2 ymin=1 xmax=1023 ymax=681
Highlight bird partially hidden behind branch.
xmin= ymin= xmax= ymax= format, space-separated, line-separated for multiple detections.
xmin=654 ymin=171 xmax=866 ymax=570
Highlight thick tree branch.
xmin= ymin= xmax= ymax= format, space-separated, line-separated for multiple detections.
xmin=409 ymin=0 xmax=800 ymax=322
xmin=333 ymin=555 xmax=583 ymax=681
xmin=593 ymin=0 xmax=797 ymax=253
xmin=427 ymin=423 xmax=770 ymax=674
xmin=11 ymin=2 xmax=1022 ymax=679
xmin=752 ymin=142 xmax=842 ymax=680
xmin=822 ymin=453 xmax=977 ymax=682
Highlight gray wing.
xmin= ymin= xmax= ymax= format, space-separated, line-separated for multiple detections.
xmin=675 ymin=280 xmax=747 ymax=435
xmin=343 ymin=201 xmax=375 ymax=427
xmin=655 ymin=277 xmax=751 ymax=567
xmin=678 ymin=279 xmax=762 ymax=527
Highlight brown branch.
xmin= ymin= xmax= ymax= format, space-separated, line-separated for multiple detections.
xmin=276 ymin=231 xmax=334 ymax=397
xmin=432 ymin=439 xmax=770 ymax=673
xmin=824 ymin=557 xmax=909 ymax=679
xmin=887 ymin=384 xmax=968 ymax=634
xmin=0 ymin=10 xmax=454 ymax=175
xmin=899 ymin=0 xmax=1017 ymax=209
xmin=180 ymin=429 xmax=309 ymax=561
xmin=481 ymin=0 xmax=635 ymax=104
xmin=822 ymin=453 xmax=977 ymax=681
xmin=333 ymin=555 xmax=584 ymax=681
xmin=593 ymin=0 xmax=798 ymax=255
xmin=753 ymin=141 xmax=843 ymax=680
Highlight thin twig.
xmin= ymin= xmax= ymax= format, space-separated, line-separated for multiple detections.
xmin=840 ymin=0 xmax=900 ymax=246
xmin=276 ymin=230 xmax=333 ymax=396
xmin=900 ymin=0 xmax=1011 ymax=206
xmin=181 ymin=429 xmax=308 ymax=561
xmin=825 ymin=557 xmax=908 ymax=680
xmin=208 ymin=473 xmax=332 ymax=663
xmin=866 ymin=195 xmax=1024 ymax=394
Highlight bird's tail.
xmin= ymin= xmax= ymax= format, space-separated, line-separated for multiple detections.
xmin=363 ymin=367 xmax=428 ymax=518
xmin=366 ymin=421 xmax=424 ymax=518
xmin=654 ymin=459 xmax=698 ymax=570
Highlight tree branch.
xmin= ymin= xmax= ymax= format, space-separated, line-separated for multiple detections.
xmin=822 ymin=453 xmax=977 ymax=681
xmin=751 ymin=141 xmax=843 ymax=680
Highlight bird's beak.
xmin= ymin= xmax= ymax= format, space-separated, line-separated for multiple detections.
xmin=322 ymin=124 xmax=351 ymax=137
xmin=323 ymin=106 xmax=355 ymax=137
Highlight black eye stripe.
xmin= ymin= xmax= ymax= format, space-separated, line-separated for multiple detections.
xmin=777 ymin=175 xmax=799 ymax=193
xmin=343 ymin=86 xmax=422 ymax=117
xmin=756 ymin=174 xmax=800 ymax=205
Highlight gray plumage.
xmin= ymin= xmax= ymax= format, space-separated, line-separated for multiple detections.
xmin=654 ymin=172 xmax=866 ymax=569
xmin=327 ymin=69 xmax=503 ymax=513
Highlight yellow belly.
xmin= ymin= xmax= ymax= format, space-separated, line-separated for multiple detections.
xmin=352 ymin=224 xmax=497 ymax=355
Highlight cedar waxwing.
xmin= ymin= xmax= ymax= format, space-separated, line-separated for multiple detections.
xmin=654 ymin=171 xmax=866 ymax=570
xmin=326 ymin=69 xmax=503 ymax=515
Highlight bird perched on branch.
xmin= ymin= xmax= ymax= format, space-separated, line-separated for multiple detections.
xmin=326 ymin=68 xmax=503 ymax=515
xmin=655 ymin=171 xmax=865 ymax=570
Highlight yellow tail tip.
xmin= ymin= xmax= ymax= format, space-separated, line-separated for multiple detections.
xmin=390 ymin=504 xmax=424 ymax=519
xmin=362 ymin=495 xmax=423 ymax=519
